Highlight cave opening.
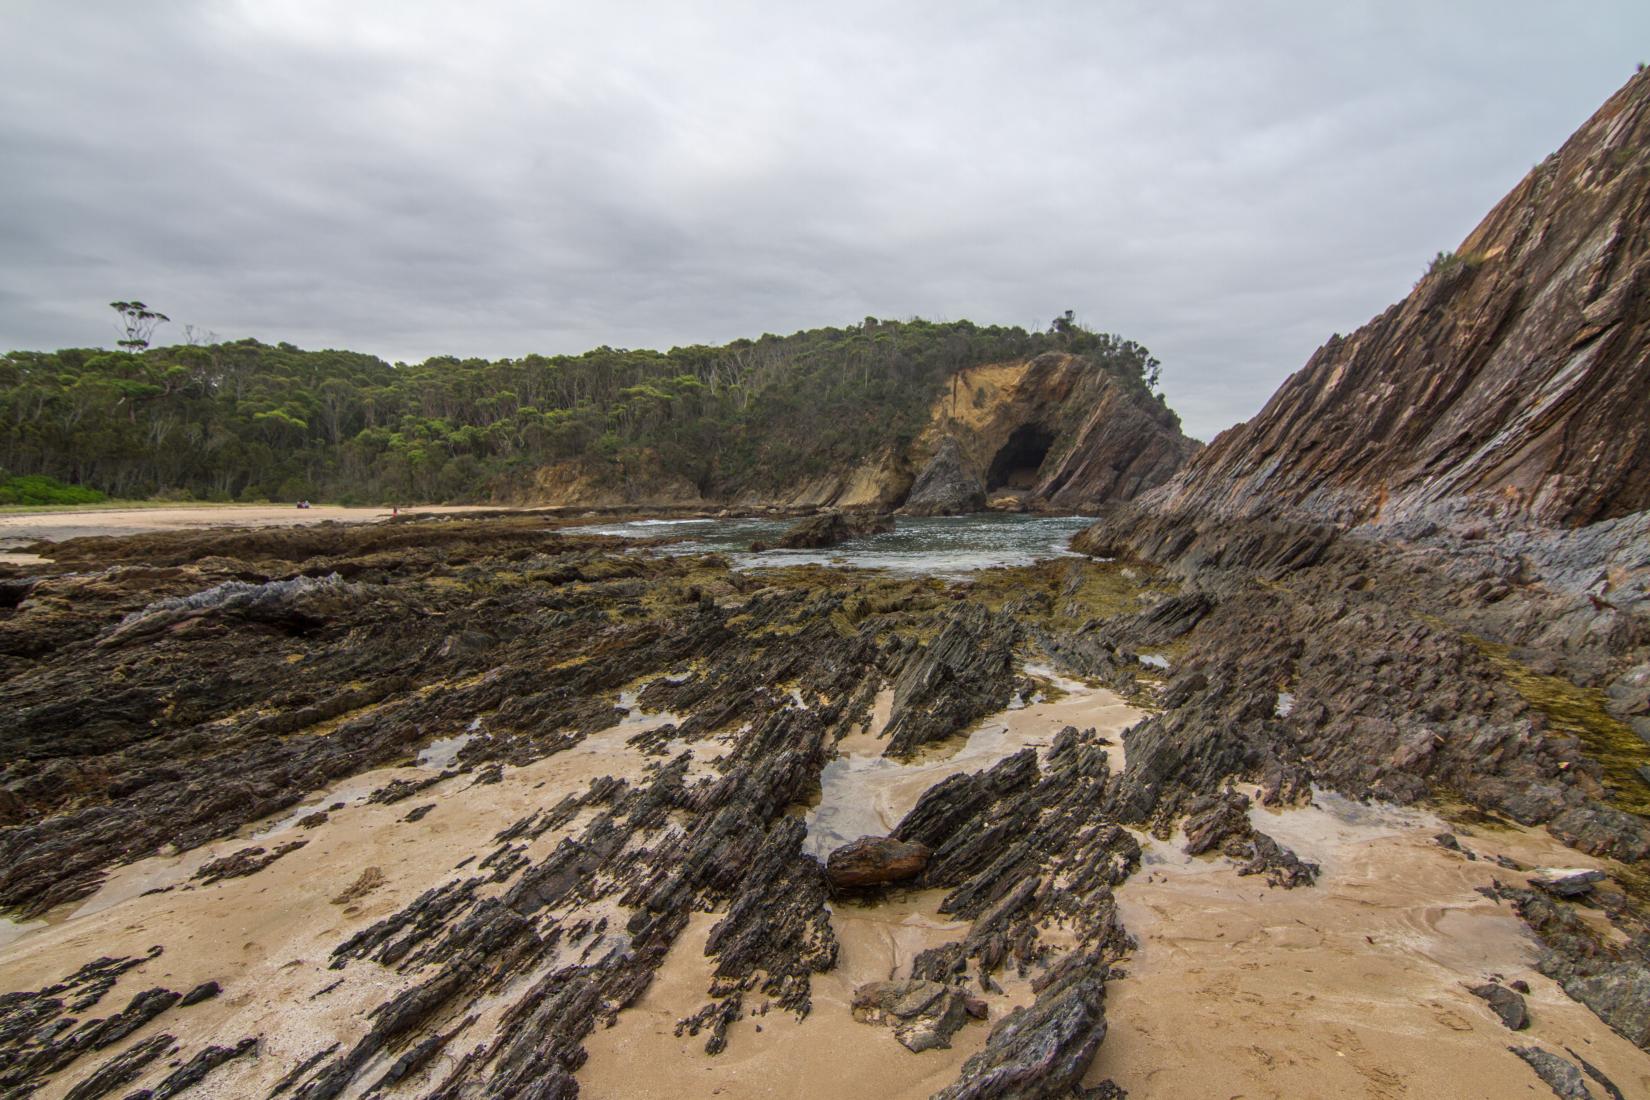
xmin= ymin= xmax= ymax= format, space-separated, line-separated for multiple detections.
xmin=986 ymin=424 xmax=1055 ymax=491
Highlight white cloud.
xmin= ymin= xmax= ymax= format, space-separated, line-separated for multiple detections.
xmin=1 ymin=0 xmax=1644 ymax=438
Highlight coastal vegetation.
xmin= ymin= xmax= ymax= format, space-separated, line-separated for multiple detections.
xmin=0 ymin=317 xmax=1171 ymax=505
xmin=0 ymin=474 xmax=106 ymax=507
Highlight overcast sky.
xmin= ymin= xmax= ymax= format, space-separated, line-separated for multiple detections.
xmin=2 ymin=2 xmax=1644 ymax=439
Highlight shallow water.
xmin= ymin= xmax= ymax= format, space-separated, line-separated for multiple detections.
xmin=416 ymin=720 xmax=481 ymax=769
xmin=0 ymin=915 xmax=43 ymax=950
xmin=803 ymin=671 xmax=1141 ymax=859
xmin=564 ymin=513 xmax=1095 ymax=576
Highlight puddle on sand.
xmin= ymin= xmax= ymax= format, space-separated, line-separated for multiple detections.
xmin=0 ymin=916 xmax=44 ymax=950
xmin=417 ymin=716 xmax=484 ymax=769
xmin=1248 ymin=786 xmax=1439 ymax=874
xmin=579 ymin=669 xmax=1142 ymax=1099
xmin=803 ymin=667 xmax=1142 ymax=860
xmin=616 ymin=671 xmax=689 ymax=733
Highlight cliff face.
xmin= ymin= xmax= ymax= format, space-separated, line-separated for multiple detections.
xmin=1151 ymin=70 xmax=1650 ymax=530
xmin=903 ymin=352 xmax=1198 ymax=513
xmin=532 ymin=350 xmax=1198 ymax=514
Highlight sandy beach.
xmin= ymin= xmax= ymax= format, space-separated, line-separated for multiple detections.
xmin=0 ymin=674 xmax=1150 ymax=1100
xmin=12 ymin=661 xmax=1638 ymax=1099
xmin=0 ymin=504 xmax=503 ymax=544
xmin=1087 ymin=801 xmax=1649 ymax=1098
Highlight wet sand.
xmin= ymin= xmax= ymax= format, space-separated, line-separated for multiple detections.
xmin=1088 ymin=794 xmax=1649 ymax=1099
xmin=0 ymin=503 xmax=503 ymax=544
xmin=805 ymin=672 xmax=1138 ymax=858
xmin=582 ymin=671 xmax=1143 ymax=1099
xmin=579 ymin=898 xmax=991 ymax=1100
xmin=6 ymin=652 xmax=1648 ymax=1098
xmin=0 ymin=699 xmax=681 ymax=1100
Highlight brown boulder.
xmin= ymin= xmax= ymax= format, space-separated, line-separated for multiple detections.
xmin=825 ymin=835 xmax=931 ymax=888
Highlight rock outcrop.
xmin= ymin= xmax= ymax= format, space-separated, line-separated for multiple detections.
xmin=882 ymin=603 xmax=1020 ymax=757
xmin=850 ymin=979 xmax=981 ymax=1052
xmin=906 ymin=352 xmax=1197 ymax=514
xmin=1469 ymin=982 xmax=1531 ymax=1031
xmin=900 ymin=437 xmax=987 ymax=516
xmin=1144 ymin=69 xmax=1650 ymax=533
xmin=1053 ymin=72 xmax=1650 ymax=1076
xmin=765 ymin=510 xmax=893 ymax=550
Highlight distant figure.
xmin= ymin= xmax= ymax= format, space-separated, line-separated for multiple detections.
xmin=297 ymin=499 xmax=311 ymax=509
xmin=392 ymin=505 xmax=399 ymax=517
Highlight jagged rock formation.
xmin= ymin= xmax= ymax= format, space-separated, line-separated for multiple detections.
xmin=1062 ymin=73 xmax=1650 ymax=1084
xmin=881 ymin=603 xmax=1020 ymax=757
xmin=0 ymin=513 xmax=1175 ymax=1098
xmin=760 ymin=510 xmax=894 ymax=550
xmin=900 ymin=437 xmax=988 ymax=516
xmin=5 ymin=499 xmax=1650 ymax=1095
xmin=850 ymin=979 xmax=982 ymax=1052
xmin=1148 ymin=70 xmax=1650 ymax=532
xmin=763 ymin=351 xmax=1197 ymax=514
xmin=10 ymin=75 xmax=1650 ymax=1100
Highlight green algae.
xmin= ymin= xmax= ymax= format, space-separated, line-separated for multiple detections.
xmin=964 ymin=557 xmax=1170 ymax=630
xmin=1468 ymin=637 xmax=1650 ymax=817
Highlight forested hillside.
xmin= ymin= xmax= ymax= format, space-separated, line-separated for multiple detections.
xmin=0 ymin=317 xmax=1171 ymax=504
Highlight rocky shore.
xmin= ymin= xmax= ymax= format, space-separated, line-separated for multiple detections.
xmin=4 ymin=68 xmax=1650 ymax=1100
xmin=0 ymin=504 xmax=1642 ymax=1099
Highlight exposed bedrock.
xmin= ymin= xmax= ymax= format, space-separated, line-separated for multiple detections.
xmin=900 ymin=436 xmax=988 ymax=517
xmin=1180 ymin=790 xmax=1319 ymax=888
xmin=773 ymin=348 xmax=1196 ymax=515
xmin=851 ymin=979 xmax=982 ymax=1052
xmin=1083 ymin=510 xmax=1650 ymax=853
xmin=762 ymin=509 xmax=894 ymax=550
xmin=887 ymin=728 xmax=1140 ymax=1099
xmin=1068 ymin=494 xmax=1650 ymax=1057
xmin=1144 ymin=70 xmax=1650 ymax=532
xmin=881 ymin=602 xmax=1020 ymax=758
xmin=933 ymin=352 xmax=1198 ymax=509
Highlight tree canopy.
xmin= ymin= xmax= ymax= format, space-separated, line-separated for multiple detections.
xmin=0 ymin=316 xmax=1172 ymax=504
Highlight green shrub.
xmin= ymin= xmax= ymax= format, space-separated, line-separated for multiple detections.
xmin=1425 ymin=249 xmax=1489 ymax=279
xmin=0 ymin=475 xmax=108 ymax=506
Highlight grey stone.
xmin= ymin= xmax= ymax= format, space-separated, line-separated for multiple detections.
xmin=1510 ymin=1046 xmax=1594 ymax=1098
xmin=851 ymin=979 xmax=975 ymax=1052
xmin=900 ymin=437 xmax=986 ymax=516
xmin=1469 ymin=982 xmax=1529 ymax=1030
xmin=1529 ymin=869 xmax=1606 ymax=898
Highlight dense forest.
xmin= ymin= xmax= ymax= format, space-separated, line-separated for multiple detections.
xmin=0 ymin=316 xmax=1171 ymax=504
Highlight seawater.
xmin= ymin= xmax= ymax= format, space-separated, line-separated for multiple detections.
xmin=565 ymin=513 xmax=1095 ymax=576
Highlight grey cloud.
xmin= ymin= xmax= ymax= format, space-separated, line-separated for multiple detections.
xmin=2 ymin=1 xmax=1646 ymax=438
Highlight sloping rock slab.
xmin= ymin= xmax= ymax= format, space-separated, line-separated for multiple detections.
xmin=901 ymin=437 xmax=986 ymax=516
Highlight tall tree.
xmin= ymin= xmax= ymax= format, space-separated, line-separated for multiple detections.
xmin=110 ymin=301 xmax=170 ymax=351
